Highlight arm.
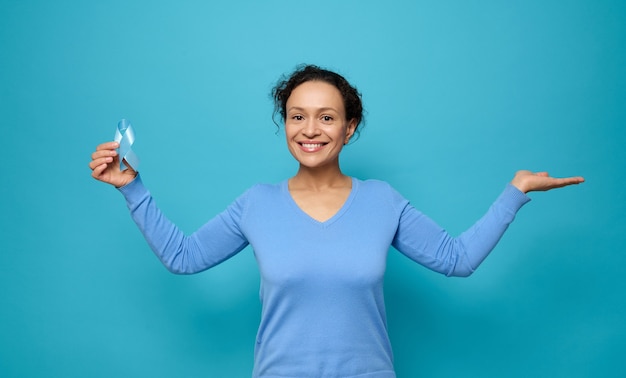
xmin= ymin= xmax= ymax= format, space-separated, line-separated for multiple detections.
xmin=393 ymin=184 xmax=530 ymax=277
xmin=392 ymin=171 xmax=584 ymax=277
xmin=89 ymin=142 xmax=249 ymax=274
xmin=117 ymin=176 xmax=249 ymax=274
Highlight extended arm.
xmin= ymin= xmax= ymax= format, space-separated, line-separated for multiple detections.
xmin=392 ymin=171 xmax=584 ymax=277
xmin=393 ymin=184 xmax=529 ymax=277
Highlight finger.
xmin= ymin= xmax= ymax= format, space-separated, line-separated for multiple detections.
xmin=563 ymin=176 xmax=585 ymax=185
xmin=91 ymin=148 xmax=118 ymax=160
xmin=550 ymin=177 xmax=584 ymax=189
xmin=91 ymin=163 xmax=108 ymax=179
xmin=89 ymin=156 xmax=117 ymax=167
xmin=89 ymin=156 xmax=114 ymax=170
xmin=120 ymin=158 xmax=137 ymax=174
xmin=96 ymin=141 xmax=119 ymax=151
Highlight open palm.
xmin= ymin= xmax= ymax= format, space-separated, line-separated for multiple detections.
xmin=510 ymin=170 xmax=584 ymax=193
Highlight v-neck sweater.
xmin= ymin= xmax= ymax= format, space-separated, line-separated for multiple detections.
xmin=119 ymin=175 xmax=530 ymax=378
xmin=283 ymin=178 xmax=356 ymax=226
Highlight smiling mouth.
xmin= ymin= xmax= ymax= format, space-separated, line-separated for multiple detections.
xmin=297 ymin=142 xmax=328 ymax=152
xmin=300 ymin=143 xmax=326 ymax=148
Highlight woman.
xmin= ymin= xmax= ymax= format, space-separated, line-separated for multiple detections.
xmin=89 ymin=65 xmax=584 ymax=377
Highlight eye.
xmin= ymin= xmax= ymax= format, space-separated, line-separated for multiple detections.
xmin=321 ymin=115 xmax=333 ymax=123
xmin=291 ymin=115 xmax=304 ymax=121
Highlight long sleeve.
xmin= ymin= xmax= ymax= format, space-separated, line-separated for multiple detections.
xmin=117 ymin=175 xmax=249 ymax=274
xmin=392 ymin=184 xmax=531 ymax=277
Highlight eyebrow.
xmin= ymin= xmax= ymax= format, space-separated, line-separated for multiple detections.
xmin=287 ymin=106 xmax=340 ymax=114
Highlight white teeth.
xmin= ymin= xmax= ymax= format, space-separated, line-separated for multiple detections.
xmin=302 ymin=143 xmax=323 ymax=148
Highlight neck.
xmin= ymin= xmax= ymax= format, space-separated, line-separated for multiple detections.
xmin=290 ymin=163 xmax=350 ymax=191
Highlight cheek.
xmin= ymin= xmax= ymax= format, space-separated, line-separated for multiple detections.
xmin=284 ymin=124 xmax=297 ymax=139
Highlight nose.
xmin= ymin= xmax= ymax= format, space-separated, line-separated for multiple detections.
xmin=302 ymin=119 xmax=321 ymax=138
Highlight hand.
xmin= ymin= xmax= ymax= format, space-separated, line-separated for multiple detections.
xmin=510 ymin=170 xmax=585 ymax=193
xmin=89 ymin=141 xmax=138 ymax=188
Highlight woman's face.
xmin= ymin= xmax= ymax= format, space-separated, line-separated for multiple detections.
xmin=284 ymin=80 xmax=356 ymax=170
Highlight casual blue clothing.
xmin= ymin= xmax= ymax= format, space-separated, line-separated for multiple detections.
xmin=119 ymin=175 xmax=530 ymax=377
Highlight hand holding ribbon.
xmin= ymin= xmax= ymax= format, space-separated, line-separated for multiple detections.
xmin=114 ymin=119 xmax=140 ymax=171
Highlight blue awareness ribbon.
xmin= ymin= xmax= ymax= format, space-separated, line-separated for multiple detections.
xmin=114 ymin=119 xmax=140 ymax=171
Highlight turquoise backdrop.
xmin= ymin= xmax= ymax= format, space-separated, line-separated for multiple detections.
xmin=1 ymin=0 xmax=624 ymax=377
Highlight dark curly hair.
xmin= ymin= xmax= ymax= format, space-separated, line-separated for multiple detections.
xmin=271 ymin=64 xmax=364 ymax=140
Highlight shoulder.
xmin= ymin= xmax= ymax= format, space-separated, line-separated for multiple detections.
xmin=223 ymin=181 xmax=285 ymax=220
xmin=245 ymin=181 xmax=283 ymax=196
xmin=354 ymin=177 xmax=399 ymax=195
xmin=233 ymin=181 xmax=285 ymax=205
xmin=355 ymin=177 xmax=393 ymax=190
xmin=353 ymin=177 xmax=409 ymax=208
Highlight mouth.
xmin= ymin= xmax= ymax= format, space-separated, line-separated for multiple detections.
xmin=298 ymin=142 xmax=328 ymax=152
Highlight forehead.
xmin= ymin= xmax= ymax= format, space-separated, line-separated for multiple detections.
xmin=287 ymin=81 xmax=345 ymax=112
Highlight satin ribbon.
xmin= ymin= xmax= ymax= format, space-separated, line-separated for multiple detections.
xmin=114 ymin=119 xmax=140 ymax=171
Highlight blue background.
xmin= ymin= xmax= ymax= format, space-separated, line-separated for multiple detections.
xmin=1 ymin=0 xmax=624 ymax=377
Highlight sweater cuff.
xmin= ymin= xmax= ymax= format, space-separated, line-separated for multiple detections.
xmin=500 ymin=183 xmax=532 ymax=213
xmin=117 ymin=174 xmax=150 ymax=208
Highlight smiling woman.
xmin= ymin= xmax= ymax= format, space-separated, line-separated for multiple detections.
xmin=88 ymin=64 xmax=584 ymax=378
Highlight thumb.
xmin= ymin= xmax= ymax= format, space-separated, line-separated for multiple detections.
xmin=121 ymin=158 xmax=138 ymax=175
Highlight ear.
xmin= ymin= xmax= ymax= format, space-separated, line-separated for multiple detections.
xmin=344 ymin=118 xmax=357 ymax=144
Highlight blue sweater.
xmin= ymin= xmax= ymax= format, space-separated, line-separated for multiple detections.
xmin=119 ymin=175 xmax=530 ymax=377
